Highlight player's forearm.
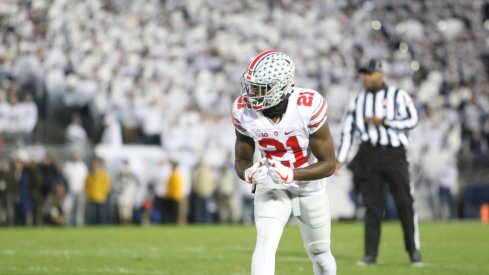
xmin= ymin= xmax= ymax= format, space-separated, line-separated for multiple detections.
xmin=235 ymin=160 xmax=253 ymax=181
xmin=234 ymin=131 xmax=256 ymax=181
xmin=293 ymin=159 xmax=336 ymax=181
xmin=383 ymin=116 xmax=418 ymax=130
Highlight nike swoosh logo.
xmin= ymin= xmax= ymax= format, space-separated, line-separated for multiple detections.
xmin=275 ymin=170 xmax=288 ymax=181
xmin=247 ymin=162 xmax=264 ymax=182
xmin=248 ymin=170 xmax=257 ymax=183
xmin=284 ymin=130 xmax=294 ymax=135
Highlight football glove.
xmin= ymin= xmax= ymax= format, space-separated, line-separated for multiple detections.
xmin=244 ymin=158 xmax=268 ymax=184
xmin=268 ymin=160 xmax=294 ymax=185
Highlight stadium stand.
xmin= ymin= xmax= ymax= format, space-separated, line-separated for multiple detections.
xmin=0 ymin=0 xmax=488 ymax=225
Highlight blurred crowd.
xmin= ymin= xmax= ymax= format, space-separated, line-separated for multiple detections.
xmin=1 ymin=0 xmax=489 ymax=224
xmin=0 ymin=153 xmax=252 ymax=226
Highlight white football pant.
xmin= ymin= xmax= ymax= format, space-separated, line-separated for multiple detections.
xmin=252 ymin=186 xmax=336 ymax=275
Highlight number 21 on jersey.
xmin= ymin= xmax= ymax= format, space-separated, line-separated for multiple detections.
xmin=258 ymin=136 xmax=307 ymax=168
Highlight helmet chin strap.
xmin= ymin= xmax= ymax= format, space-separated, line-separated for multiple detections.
xmin=262 ymin=92 xmax=291 ymax=119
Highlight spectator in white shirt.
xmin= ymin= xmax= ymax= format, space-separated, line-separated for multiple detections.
xmin=20 ymin=94 xmax=38 ymax=144
xmin=115 ymin=161 xmax=139 ymax=224
xmin=65 ymin=115 xmax=88 ymax=147
xmin=99 ymin=115 xmax=122 ymax=147
xmin=63 ymin=154 xmax=89 ymax=226
xmin=135 ymin=97 xmax=163 ymax=145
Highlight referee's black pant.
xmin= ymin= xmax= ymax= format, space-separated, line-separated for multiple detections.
xmin=350 ymin=143 xmax=419 ymax=259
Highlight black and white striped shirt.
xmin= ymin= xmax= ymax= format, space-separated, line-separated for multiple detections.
xmin=337 ymin=85 xmax=418 ymax=163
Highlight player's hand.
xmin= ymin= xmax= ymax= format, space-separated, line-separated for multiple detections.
xmin=268 ymin=160 xmax=294 ymax=185
xmin=365 ymin=117 xmax=383 ymax=126
xmin=244 ymin=158 xmax=268 ymax=184
xmin=335 ymin=161 xmax=343 ymax=175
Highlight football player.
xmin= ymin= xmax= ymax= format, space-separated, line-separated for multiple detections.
xmin=233 ymin=50 xmax=337 ymax=275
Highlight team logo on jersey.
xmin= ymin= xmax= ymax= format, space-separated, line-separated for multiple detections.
xmin=255 ymin=130 xmax=269 ymax=137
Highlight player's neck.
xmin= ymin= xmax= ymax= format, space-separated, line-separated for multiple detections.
xmin=263 ymin=106 xmax=286 ymax=124
xmin=366 ymin=83 xmax=386 ymax=93
xmin=265 ymin=114 xmax=283 ymax=124
xmin=262 ymin=94 xmax=290 ymax=123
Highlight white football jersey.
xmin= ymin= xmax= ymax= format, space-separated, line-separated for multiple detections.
xmin=232 ymin=88 xmax=329 ymax=194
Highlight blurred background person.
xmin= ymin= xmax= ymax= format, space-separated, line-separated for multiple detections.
xmin=0 ymin=161 xmax=7 ymax=225
xmin=37 ymin=155 xmax=57 ymax=225
xmin=42 ymin=163 xmax=68 ymax=226
xmin=14 ymin=159 xmax=33 ymax=225
xmin=140 ymin=183 xmax=156 ymax=226
xmin=99 ymin=115 xmax=123 ymax=147
xmin=0 ymin=160 xmax=16 ymax=226
xmin=114 ymin=160 xmax=139 ymax=225
xmin=19 ymin=93 xmax=38 ymax=144
xmin=151 ymin=158 xmax=171 ymax=224
xmin=190 ymin=158 xmax=217 ymax=224
xmin=162 ymin=160 xmax=184 ymax=224
xmin=135 ymin=97 xmax=164 ymax=146
xmin=63 ymin=154 xmax=88 ymax=226
xmin=215 ymin=164 xmax=239 ymax=224
xmin=85 ymin=158 xmax=111 ymax=225
xmin=26 ymin=159 xmax=43 ymax=226
xmin=65 ymin=115 xmax=88 ymax=147
xmin=0 ymin=159 xmax=15 ymax=225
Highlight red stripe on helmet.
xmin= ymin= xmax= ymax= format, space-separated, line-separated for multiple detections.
xmin=246 ymin=50 xmax=278 ymax=80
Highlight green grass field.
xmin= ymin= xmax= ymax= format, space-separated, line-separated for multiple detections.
xmin=0 ymin=222 xmax=487 ymax=275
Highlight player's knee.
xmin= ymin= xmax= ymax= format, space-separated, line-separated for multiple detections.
xmin=308 ymin=242 xmax=334 ymax=269
xmin=311 ymin=249 xmax=336 ymax=274
xmin=307 ymin=240 xmax=330 ymax=255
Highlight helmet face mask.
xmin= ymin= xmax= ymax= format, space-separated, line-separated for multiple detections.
xmin=240 ymin=79 xmax=277 ymax=110
xmin=241 ymin=51 xmax=295 ymax=111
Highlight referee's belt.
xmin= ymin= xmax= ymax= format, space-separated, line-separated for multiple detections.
xmin=360 ymin=142 xmax=404 ymax=151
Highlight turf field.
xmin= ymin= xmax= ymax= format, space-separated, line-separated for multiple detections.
xmin=0 ymin=222 xmax=487 ymax=275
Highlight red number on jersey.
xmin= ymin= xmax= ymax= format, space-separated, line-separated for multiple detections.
xmin=285 ymin=136 xmax=308 ymax=168
xmin=297 ymin=92 xmax=314 ymax=107
xmin=258 ymin=136 xmax=308 ymax=168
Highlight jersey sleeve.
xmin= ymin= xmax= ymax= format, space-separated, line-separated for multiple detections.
xmin=384 ymin=89 xmax=418 ymax=130
xmin=231 ymin=96 xmax=249 ymax=136
xmin=306 ymin=91 xmax=328 ymax=134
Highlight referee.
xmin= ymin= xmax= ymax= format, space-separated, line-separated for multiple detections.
xmin=336 ymin=59 xmax=423 ymax=267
